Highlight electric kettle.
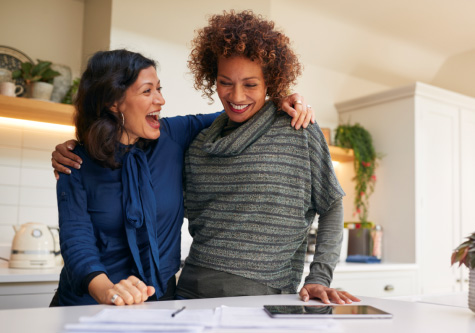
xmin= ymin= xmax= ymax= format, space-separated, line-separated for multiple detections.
xmin=9 ymin=222 xmax=62 ymax=269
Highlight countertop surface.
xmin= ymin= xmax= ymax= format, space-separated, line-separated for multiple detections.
xmin=0 ymin=293 xmax=473 ymax=333
xmin=0 ymin=260 xmax=417 ymax=284
xmin=0 ymin=261 xmax=61 ymax=283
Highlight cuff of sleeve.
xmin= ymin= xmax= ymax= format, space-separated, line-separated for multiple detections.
xmin=81 ymin=271 xmax=107 ymax=295
xmin=304 ymin=262 xmax=333 ymax=287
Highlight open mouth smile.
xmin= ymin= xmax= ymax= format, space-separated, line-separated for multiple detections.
xmin=228 ymin=102 xmax=251 ymax=113
xmin=146 ymin=111 xmax=160 ymax=129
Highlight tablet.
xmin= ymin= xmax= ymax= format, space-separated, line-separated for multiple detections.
xmin=263 ymin=305 xmax=392 ymax=319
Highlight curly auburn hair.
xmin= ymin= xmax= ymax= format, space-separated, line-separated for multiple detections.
xmin=188 ymin=10 xmax=302 ymax=106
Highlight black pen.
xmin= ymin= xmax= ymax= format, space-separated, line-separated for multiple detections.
xmin=171 ymin=306 xmax=186 ymax=317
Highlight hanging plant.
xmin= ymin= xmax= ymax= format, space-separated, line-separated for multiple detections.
xmin=334 ymin=123 xmax=380 ymax=224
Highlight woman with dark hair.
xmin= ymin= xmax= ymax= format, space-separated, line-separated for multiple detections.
xmin=52 ymin=49 xmax=310 ymax=307
xmin=176 ymin=10 xmax=360 ymax=304
xmin=54 ymin=49 xmax=222 ymax=306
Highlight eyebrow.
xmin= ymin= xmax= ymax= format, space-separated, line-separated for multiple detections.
xmin=218 ymin=74 xmax=261 ymax=81
xmin=138 ymin=80 xmax=160 ymax=88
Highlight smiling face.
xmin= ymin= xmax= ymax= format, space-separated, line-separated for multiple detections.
xmin=216 ymin=56 xmax=267 ymax=123
xmin=112 ymin=66 xmax=165 ymax=145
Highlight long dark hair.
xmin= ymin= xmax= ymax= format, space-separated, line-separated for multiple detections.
xmin=74 ymin=49 xmax=156 ymax=168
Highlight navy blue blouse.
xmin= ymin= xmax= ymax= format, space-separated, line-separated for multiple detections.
xmin=56 ymin=113 xmax=219 ymax=306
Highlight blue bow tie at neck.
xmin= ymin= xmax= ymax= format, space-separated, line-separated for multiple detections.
xmin=122 ymin=147 xmax=164 ymax=297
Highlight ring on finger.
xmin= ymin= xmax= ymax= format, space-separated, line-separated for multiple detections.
xmin=294 ymin=100 xmax=303 ymax=105
xmin=307 ymin=105 xmax=312 ymax=108
xmin=111 ymin=294 xmax=120 ymax=303
xmin=135 ymin=280 xmax=142 ymax=287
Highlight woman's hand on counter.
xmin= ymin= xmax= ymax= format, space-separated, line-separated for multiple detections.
xmin=52 ymin=139 xmax=81 ymax=180
xmin=299 ymin=283 xmax=361 ymax=304
xmin=88 ymin=274 xmax=155 ymax=306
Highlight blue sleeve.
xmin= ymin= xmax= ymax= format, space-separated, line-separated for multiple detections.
xmin=160 ymin=111 xmax=222 ymax=150
xmin=57 ymin=166 xmax=107 ymax=296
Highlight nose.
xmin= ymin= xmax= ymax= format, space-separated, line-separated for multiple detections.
xmin=229 ymin=85 xmax=245 ymax=102
xmin=153 ymin=89 xmax=165 ymax=105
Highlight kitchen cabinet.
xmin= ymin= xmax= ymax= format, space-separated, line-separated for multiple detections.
xmin=330 ymin=263 xmax=418 ymax=297
xmin=335 ymin=82 xmax=475 ymax=294
xmin=301 ymin=262 xmax=418 ymax=298
xmin=0 ymin=262 xmax=61 ymax=309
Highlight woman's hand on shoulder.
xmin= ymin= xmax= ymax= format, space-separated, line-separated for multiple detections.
xmin=299 ymin=283 xmax=361 ymax=304
xmin=280 ymin=93 xmax=315 ymax=130
xmin=52 ymin=139 xmax=82 ymax=180
xmin=89 ymin=274 xmax=155 ymax=306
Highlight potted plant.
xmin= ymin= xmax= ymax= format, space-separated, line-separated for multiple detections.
xmin=61 ymin=78 xmax=80 ymax=104
xmin=334 ymin=123 xmax=381 ymax=260
xmin=334 ymin=123 xmax=379 ymax=223
xmin=451 ymin=232 xmax=475 ymax=312
xmin=12 ymin=60 xmax=60 ymax=100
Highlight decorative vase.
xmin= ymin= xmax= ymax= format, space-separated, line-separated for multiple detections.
xmin=27 ymin=82 xmax=54 ymax=100
xmin=50 ymin=63 xmax=72 ymax=103
xmin=469 ymin=269 xmax=475 ymax=313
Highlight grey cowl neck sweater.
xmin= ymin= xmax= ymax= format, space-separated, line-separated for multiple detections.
xmin=201 ymin=100 xmax=277 ymax=156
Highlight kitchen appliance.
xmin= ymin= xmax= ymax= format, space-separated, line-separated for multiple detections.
xmin=9 ymin=222 xmax=62 ymax=269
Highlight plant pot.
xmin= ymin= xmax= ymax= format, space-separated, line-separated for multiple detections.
xmin=26 ymin=82 xmax=54 ymax=100
xmin=469 ymin=269 xmax=475 ymax=313
xmin=50 ymin=63 xmax=72 ymax=103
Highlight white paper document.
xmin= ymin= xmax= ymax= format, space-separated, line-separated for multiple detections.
xmin=79 ymin=308 xmax=216 ymax=326
xmin=65 ymin=323 xmax=204 ymax=333
xmin=64 ymin=306 xmax=342 ymax=332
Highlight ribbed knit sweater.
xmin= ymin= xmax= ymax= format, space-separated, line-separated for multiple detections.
xmin=182 ymin=101 xmax=345 ymax=293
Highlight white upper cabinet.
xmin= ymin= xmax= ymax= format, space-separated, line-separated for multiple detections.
xmin=335 ymin=82 xmax=475 ymax=294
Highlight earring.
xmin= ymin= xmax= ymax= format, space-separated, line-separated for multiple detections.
xmin=120 ymin=112 xmax=125 ymax=126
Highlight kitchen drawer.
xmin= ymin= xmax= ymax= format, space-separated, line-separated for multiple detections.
xmin=331 ymin=270 xmax=417 ymax=297
xmin=0 ymin=281 xmax=57 ymax=309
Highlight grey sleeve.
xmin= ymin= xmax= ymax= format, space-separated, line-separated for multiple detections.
xmin=304 ymin=198 xmax=343 ymax=287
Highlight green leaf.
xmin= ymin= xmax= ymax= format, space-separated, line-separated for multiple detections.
xmin=31 ymin=61 xmax=51 ymax=77
xmin=21 ymin=62 xmax=33 ymax=73
xmin=40 ymin=68 xmax=60 ymax=83
xmin=11 ymin=69 xmax=21 ymax=79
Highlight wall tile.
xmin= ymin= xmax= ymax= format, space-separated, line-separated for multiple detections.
xmin=18 ymin=206 xmax=58 ymax=226
xmin=0 ymin=225 xmax=15 ymax=245
xmin=0 ymin=146 xmax=21 ymax=166
xmin=22 ymin=149 xmax=52 ymax=169
xmin=22 ymin=129 xmax=74 ymax=151
xmin=0 ymin=126 xmax=21 ymax=148
xmin=0 ymin=185 xmax=20 ymax=205
xmin=19 ymin=187 xmax=56 ymax=207
xmin=20 ymin=168 xmax=56 ymax=188
xmin=0 ymin=205 xmax=18 ymax=225
xmin=0 ymin=166 xmax=21 ymax=186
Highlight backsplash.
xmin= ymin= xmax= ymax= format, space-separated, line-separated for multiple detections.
xmin=0 ymin=120 xmax=75 ymax=245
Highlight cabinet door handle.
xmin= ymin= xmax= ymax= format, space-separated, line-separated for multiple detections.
xmin=384 ymin=285 xmax=394 ymax=292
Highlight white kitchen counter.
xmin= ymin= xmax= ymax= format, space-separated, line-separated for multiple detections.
xmin=0 ymin=261 xmax=61 ymax=310
xmin=0 ymin=261 xmax=61 ymax=283
xmin=1 ymin=293 xmax=474 ymax=333
xmin=333 ymin=262 xmax=418 ymax=272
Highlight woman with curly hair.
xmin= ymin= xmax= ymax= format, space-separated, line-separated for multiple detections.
xmin=50 ymin=43 xmax=309 ymax=307
xmin=176 ymin=10 xmax=359 ymax=304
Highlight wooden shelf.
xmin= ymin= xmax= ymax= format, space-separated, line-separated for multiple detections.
xmin=329 ymin=145 xmax=354 ymax=162
xmin=0 ymin=94 xmax=74 ymax=126
xmin=0 ymin=94 xmax=355 ymax=163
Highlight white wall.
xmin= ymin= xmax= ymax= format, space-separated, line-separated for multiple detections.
xmin=108 ymin=0 xmax=391 ymax=130
xmin=0 ymin=0 xmax=84 ymax=79
xmin=108 ymin=0 xmax=273 ymax=118
xmin=0 ymin=121 xmax=74 ymax=244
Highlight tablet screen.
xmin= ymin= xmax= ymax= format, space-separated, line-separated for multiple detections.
xmin=263 ymin=305 xmax=392 ymax=319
